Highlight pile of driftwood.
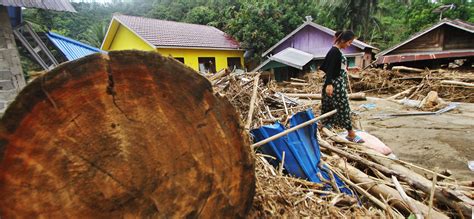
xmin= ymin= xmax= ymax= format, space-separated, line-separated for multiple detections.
xmin=352 ymin=67 xmax=474 ymax=103
xmin=210 ymin=70 xmax=320 ymax=130
xmin=207 ymin=71 xmax=474 ymax=218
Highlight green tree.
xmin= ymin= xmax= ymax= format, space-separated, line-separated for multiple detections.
xmin=316 ymin=0 xmax=381 ymax=42
xmin=82 ymin=21 xmax=108 ymax=48
xmin=19 ymin=0 xmax=473 ymax=65
xmin=225 ymin=0 xmax=284 ymax=59
xmin=184 ymin=6 xmax=217 ymax=25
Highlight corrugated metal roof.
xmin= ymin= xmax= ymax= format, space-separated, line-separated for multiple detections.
xmin=252 ymin=48 xmax=313 ymax=71
xmin=270 ymin=48 xmax=313 ymax=70
xmin=113 ymin=14 xmax=241 ymax=50
xmin=377 ymin=19 xmax=474 ymax=58
xmin=47 ymin=32 xmax=102 ymax=61
xmin=0 ymin=0 xmax=76 ymax=12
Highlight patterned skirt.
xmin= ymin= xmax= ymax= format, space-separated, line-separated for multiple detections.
xmin=321 ymin=71 xmax=352 ymax=130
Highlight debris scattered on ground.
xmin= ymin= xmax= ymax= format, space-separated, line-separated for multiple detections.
xmin=206 ymin=69 xmax=474 ymax=218
xmin=352 ymin=68 xmax=474 ymax=103
xmin=418 ymin=91 xmax=447 ymax=111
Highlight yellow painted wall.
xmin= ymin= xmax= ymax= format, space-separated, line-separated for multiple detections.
xmin=156 ymin=48 xmax=244 ymax=72
xmin=102 ymin=20 xmax=244 ymax=71
xmin=108 ymin=24 xmax=154 ymax=51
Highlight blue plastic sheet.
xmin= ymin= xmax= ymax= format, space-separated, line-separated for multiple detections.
xmin=251 ymin=109 xmax=352 ymax=195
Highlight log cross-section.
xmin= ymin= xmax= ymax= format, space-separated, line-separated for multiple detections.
xmin=0 ymin=51 xmax=255 ymax=218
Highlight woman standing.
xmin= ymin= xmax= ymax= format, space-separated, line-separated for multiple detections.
xmin=320 ymin=30 xmax=364 ymax=143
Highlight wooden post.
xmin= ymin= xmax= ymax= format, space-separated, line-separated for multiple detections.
xmin=245 ymin=73 xmax=260 ymax=130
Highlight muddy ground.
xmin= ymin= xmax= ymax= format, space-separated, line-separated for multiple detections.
xmin=352 ymin=97 xmax=474 ymax=181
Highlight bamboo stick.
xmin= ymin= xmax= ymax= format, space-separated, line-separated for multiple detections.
xmin=428 ymin=169 xmax=438 ymax=219
xmin=323 ymin=161 xmax=405 ymax=218
xmin=392 ymin=66 xmax=425 ymax=73
xmin=319 ymin=163 xmax=340 ymax=194
xmin=282 ymin=95 xmax=289 ymax=116
xmin=326 ymin=157 xmax=448 ymax=219
xmin=321 ymin=128 xmax=455 ymax=181
xmin=270 ymin=103 xmax=319 ymax=112
xmin=283 ymin=92 xmax=366 ymax=100
xmin=278 ymin=151 xmax=285 ymax=176
xmin=265 ymin=105 xmax=275 ymax=120
xmin=290 ymin=77 xmax=306 ymax=83
xmin=289 ymin=82 xmax=310 ymax=86
xmin=392 ymin=176 xmax=424 ymax=219
xmin=347 ymin=148 xmax=455 ymax=181
xmin=251 ymin=110 xmax=337 ymax=149
xmin=318 ymin=139 xmax=399 ymax=177
xmin=441 ymin=80 xmax=474 ymax=87
xmin=386 ymin=85 xmax=417 ymax=100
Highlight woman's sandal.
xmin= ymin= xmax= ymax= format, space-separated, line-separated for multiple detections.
xmin=346 ymin=135 xmax=365 ymax=143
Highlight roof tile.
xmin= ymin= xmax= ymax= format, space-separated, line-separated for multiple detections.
xmin=114 ymin=14 xmax=241 ymax=49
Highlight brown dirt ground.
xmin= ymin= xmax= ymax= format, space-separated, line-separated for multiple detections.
xmin=352 ymin=98 xmax=474 ymax=181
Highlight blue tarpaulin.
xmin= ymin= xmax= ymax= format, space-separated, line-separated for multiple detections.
xmin=251 ymin=109 xmax=352 ymax=195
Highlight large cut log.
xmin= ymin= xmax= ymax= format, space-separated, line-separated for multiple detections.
xmin=0 ymin=51 xmax=255 ymax=218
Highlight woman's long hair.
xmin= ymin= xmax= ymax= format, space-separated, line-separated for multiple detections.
xmin=334 ymin=30 xmax=355 ymax=44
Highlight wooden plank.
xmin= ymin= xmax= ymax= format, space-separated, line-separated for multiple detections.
xmin=245 ymin=73 xmax=260 ymax=130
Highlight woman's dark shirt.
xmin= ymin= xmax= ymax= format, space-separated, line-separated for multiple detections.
xmin=320 ymin=46 xmax=342 ymax=85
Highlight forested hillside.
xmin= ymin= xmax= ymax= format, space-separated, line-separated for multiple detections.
xmin=24 ymin=0 xmax=473 ymax=58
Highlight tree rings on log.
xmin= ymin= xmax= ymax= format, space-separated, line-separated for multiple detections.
xmin=0 ymin=51 xmax=255 ymax=218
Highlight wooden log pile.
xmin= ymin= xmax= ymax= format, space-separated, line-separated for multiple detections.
xmin=351 ymin=68 xmax=474 ymax=103
xmin=210 ymin=71 xmax=474 ymax=218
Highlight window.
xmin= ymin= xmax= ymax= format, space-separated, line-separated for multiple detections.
xmin=174 ymin=57 xmax=185 ymax=64
xmin=198 ymin=57 xmax=216 ymax=73
xmin=348 ymin=57 xmax=356 ymax=67
xmin=227 ymin=57 xmax=242 ymax=70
